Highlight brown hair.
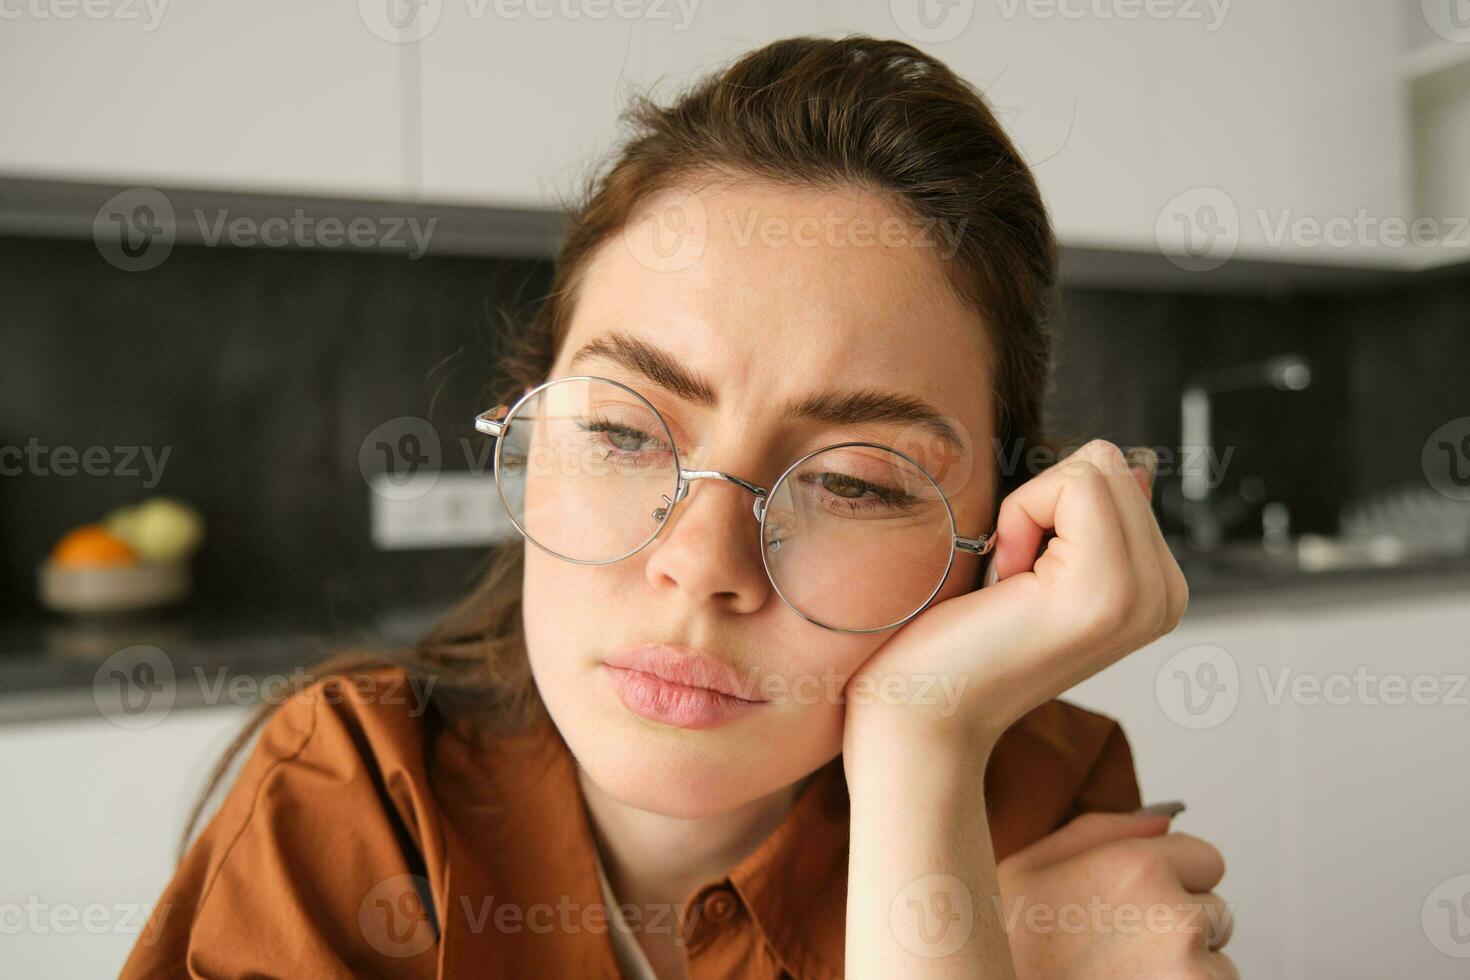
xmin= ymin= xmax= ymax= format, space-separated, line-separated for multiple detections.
xmin=183 ymin=33 xmax=1060 ymax=855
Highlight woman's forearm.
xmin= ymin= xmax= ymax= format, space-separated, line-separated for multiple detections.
xmin=844 ymin=725 xmax=1015 ymax=979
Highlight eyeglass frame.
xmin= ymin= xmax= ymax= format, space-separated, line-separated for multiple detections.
xmin=473 ymin=374 xmax=997 ymax=634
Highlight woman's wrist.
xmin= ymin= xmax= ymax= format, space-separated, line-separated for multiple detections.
xmin=842 ymin=682 xmax=1004 ymax=792
xmin=844 ymin=727 xmax=993 ymax=839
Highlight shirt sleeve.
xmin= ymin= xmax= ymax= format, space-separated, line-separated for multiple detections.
xmin=984 ymin=698 xmax=1144 ymax=860
xmin=1061 ymin=714 xmax=1144 ymax=819
xmin=118 ymin=673 xmax=446 ymax=980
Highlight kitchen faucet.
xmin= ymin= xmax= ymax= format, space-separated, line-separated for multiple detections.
xmin=1177 ymin=354 xmax=1312 ymax=553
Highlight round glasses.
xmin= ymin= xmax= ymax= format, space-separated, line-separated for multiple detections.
xmin=473 ymin=376 xmax=995 ymax=633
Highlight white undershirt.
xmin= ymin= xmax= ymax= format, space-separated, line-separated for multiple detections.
xmin=595 ymin=852 xmax=661 ymax=980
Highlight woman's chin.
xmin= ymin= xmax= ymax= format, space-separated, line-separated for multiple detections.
xmin=568 ymin=734 xmax=798 ymax=820
xmin=581 ymin=753 xmax=744 ymax=816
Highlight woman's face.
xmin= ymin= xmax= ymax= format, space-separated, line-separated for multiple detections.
xmin=521 ymin=178 xmax=998 ymax=818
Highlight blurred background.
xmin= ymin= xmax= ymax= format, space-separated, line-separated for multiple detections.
xmin=2 ymin=2 xmax=1469 ymax=976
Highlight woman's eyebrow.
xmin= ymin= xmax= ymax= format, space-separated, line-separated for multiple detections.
xmin=570 ymin=331 xmax=718 ymax=406
xmin=567 ymin=331 xmax=967 ymax=454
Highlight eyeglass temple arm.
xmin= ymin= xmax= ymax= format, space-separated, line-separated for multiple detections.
xmin=474 ymin=406 xmax=509 ymax=437
xmin=955 ymin=533 xmax=997 ymax=556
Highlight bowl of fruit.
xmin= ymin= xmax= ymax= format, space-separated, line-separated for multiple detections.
xmin=38 ymin=498 xmax=205 ymax=616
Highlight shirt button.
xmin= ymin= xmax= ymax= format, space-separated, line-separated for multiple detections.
xmin=702 ymin=888 xmax=738 ymax=924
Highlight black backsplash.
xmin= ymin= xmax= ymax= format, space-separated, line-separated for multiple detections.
xmin=1 ymin=236 xmax=551 ymax=626
xmin=3 ymin=235 xmax=1467 ymax=624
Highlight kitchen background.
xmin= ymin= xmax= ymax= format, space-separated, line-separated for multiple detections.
xmin=3 ymin=234 xmax=1469 ymax=623
xmin=3 ymin=1 xmax=1470 ymax=977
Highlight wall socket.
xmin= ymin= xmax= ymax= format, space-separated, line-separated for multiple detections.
xmin=368 ymin=471 xmax=516 ymax=550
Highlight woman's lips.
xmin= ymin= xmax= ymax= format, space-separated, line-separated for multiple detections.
xmin=602 ymin=644 xmax=766 ymax=730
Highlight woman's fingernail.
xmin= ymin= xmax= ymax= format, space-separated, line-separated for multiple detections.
xmin=1125 ymin=447 xmax=1158 ymax=494
xmin=1134 ymin=800 xmax=1186 ymax=817
xmin=1124 ymin=446 xmax=1158 ymax=478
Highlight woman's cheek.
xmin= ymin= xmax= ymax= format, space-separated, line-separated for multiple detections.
xmin=520 ymin=550 xmax=593 ymax=688
xmin=766 ymin=637 xmax=881 ymax=710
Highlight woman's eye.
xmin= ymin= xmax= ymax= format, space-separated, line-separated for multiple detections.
xmin=605 ymin=427 xmax=647 ymax=451
xmin=813 ymin=472 xmax=914 ymax=509
xmin=820 ymin=473 xmax=868 ymax=499
xmin=599 ymin=426 xmax=635 ymax=449
xmin=577 ymin=416 xmax=667 ymax=454
xmin=601 ymin=426 xmax=657 ymax=452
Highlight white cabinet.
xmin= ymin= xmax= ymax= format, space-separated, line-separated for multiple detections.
xmin=412 ymin=0 xmax=1414 ymax=265
xmin=1067 ymin=584 xmax=1470 ymax=978
xmin=1400 ymin=0 xmax=1470 ymax=270
xmin=0 ymin=4 xmax=404 ymax=198
xmin=0 ymin=704 xmax=253 ymax=978
xmin=1152 ymin=0 xmax=1413 ymax=267
xmin=412 ymin=3 xmax=831 ymax=208
xmin=0 ymin=1 xmax=1430 ymax=266
xmin=1281 ymin=597 xmax=1470 ymax=978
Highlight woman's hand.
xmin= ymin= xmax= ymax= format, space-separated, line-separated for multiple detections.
xmin=842 ymin=439 xmax=1189 ymax=978
xmin=998 ymin=809 xmax=1237 ymax=979
xmin=844 ymin=438 xmax=1187 ymax=758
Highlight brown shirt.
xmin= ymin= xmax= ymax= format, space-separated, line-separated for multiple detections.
xmin=120 ymin=669 xmax=1142 ymax=979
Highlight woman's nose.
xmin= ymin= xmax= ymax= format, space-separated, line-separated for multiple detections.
xmin=641 ymin=474 xmax=773 ymax=617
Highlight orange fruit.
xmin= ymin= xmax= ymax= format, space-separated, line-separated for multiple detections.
xmin=51 ymin=524 xmax=140 ymax=567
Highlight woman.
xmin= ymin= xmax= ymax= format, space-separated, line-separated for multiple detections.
xmin=122 ymin=35 xmax=1231 ymax=979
